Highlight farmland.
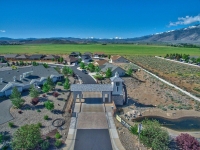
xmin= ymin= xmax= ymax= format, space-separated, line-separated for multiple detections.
xmin=0 ymin=44 xmax=200 ymax=56
xmin=128 ymin=56 xmax=200 ymax=97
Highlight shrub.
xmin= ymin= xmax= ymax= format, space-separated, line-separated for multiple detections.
xmin=57 ymin=82 xmax=62 ymax=86
xmin=40 ymin=140 xmax=50 ymax=150
xmin=130 ymin=124 xmax=138 ymax=135
xmin=176 ymin=133 xmax=200 ymax=150
xmin=55 ymin=140 xmax=62 ymax=148
xmin=37 ymin=109 xmax=41 ymax=112
xmin=29 ymin=85 xmax=39 ymax=98
xmin=162 ymin=107 xmax=167 ymax=111
xmin=55 ymin=132 xmax=62 ymax=139
xmin=11 ymin=124 xmax=42 ymax=150
xmin=44 ymin=100 xmax=54 ymax=111
xmin=36 ymin=122 xmax=42 ymax=128
xmin=8 ymin=122 xmax=14 ymax=128
xmin=53 ymin=92 xmax=59 ymax=97
xmin=44 ymin=115 xmax=49 ymax=120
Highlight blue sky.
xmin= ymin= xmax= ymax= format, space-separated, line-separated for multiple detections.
xmin=0 ymin=0 xmax=200 ymax=38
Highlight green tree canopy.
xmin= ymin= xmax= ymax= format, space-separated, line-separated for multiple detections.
xmin=43 ymin=63 xmax=49 ymax=68
xmin=42 ymin=82 xmax=50 ymax=93
xmin=140 ymin=119 xmax=169 ymax=150
xmin=79 ymin=62 xmax=85 ymax=69
xmin=95 ymin=66 xmax=100 ymax=73
xmin=44 ymin=100 xmax=54 ymax=111
xmin=29 ymin=85 xmax=39 ymax=98
xmin=63 ymin=77 xmax=70 ymax=90
xmin=105 ymin=68 xmax=112 ymax=78
xmin=46 ymin=77 xmax=54 ymax=90
xmin=126 ymin=68 xmax=133 ymax=76
xmin=62 ymin=66 xmax=73 ymax=76
xmin=11 ymin=124 xmax=42 ymax=150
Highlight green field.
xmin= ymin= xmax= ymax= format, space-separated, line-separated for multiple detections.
xmin=0 ymin=44 xmax=199 ymax=56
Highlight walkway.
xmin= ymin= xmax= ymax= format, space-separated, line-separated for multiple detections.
xmin=0 ymin=99 xmax=13 ymax=124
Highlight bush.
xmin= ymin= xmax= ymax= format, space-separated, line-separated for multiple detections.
xmin=8 ymin=122 xmax=14 ymax=128
xmin=44 ymin=100 xmax=54 ymax=111
xmin=40 ymin=140 xmax=50 ymax=150
xmin=11 ymin=124 xmax=42 ymax=150
xmin=130 ymin=124 xmax=138 ymax=135
xmin=55 ymin=140 xmax=62 ymax=148
xmin=176 ymin=133 xmax=200 ymax=150
xmin=36 ymin=122 xmax=42 ymax=128
xmin=57 ymin=82 xmax=62 ymax=86
xmin=44 ymin=115 xmax=49 ymax=120
xmin=53 ymin=92 xmax=59 ymax=97
xmin=55 ymin=132 xmax=62 ymax=139
xmin=37 ymin=109 xmax=41 ymax=112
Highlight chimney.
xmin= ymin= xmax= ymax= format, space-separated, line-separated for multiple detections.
xmin=13 ymin=76 xmax=16 ymax=82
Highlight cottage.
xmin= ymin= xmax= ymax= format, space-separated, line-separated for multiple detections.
xmin=0 ymin=65 xmax=63 ymax=97
xmin=81 ymin=54 xmax=92 ymax=63
xmin=43 ymin=55 xmax=59 ymax=61
xmin=94 ymin=59 xmax=108 ymax=66
xmin=100 ymin=63 xmax=125 ymax=76
xmin=16 ymin=55 xmax=29 ymax=60
xmin=63 ymin=56 xmax=79 ymax=65
xmin=29 ymin=54 xmax=45 ymax=60
xmin=69 ymin=52 xmax=80 ymax=57
xmin=4 ymin=54 xmax=19 ymax=60
xmin=110 ymin=55 xmax=129 ymax=63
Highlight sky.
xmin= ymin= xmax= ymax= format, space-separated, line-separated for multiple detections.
xmin=0 ymin=0 xmax=200 ymax=39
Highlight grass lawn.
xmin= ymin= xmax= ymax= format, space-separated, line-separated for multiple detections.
xmin=0 ymin=44 xmax=199 ymax=56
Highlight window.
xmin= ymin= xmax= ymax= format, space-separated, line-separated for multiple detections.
xmin=117 ymin=87 xmax=118 ymax=92
xmin=116 ymin=82 xmax=120 ymax=86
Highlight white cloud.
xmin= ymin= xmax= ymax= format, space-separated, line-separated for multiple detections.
xmin=169 ymin=14 xmax=200 ymax=26
xmin=0 ymin=30 xmax=6 ymax=33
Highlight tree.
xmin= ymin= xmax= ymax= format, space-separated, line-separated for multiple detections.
xmin=32 ymin=61 xmax=39 ymax=66
xmin=44 ymin=100 xmax=54 ymax=111
xmin=11 ymin=65 xmax=17 ymax=70
xmin=105 ymin=68 xmax=112 ymax=78
xmin=43 ymin=63 xmax=49 ymax=68
xmin=140 ymin=119 xmax=169 ymax=150
xmin=10 ymin=87 xmax=24 ymax=108
xmin=11 ymin=124 xmax=42 ymax=150
xmin=42 ymin=82 xmax=50 ymax=93
xmin=29 ymin=85 xmax=39 ymax=98
xmin=126 ymin=68 xmax=133 ymax=76
xmin=62 ymin=66 xmax=73 ymax=76
xmin=63 ymin=77 xmax=70 ymax=90
xmin=79 ymin=62 xmax=85 ymax=69
xmin=108 ymin=55 xmax=111 ymax=59
xmin=58 ymin=57 xmax=63 ymax=63
xmin=176 ymin=133 xmax=200 ymax=150
xmin=46 ymin=77 xmax=54 ymax=90
xmin=87 ymin=63 xmax=95 ymax=72
xmin=95 ymin=66 xmax=100 ymax=73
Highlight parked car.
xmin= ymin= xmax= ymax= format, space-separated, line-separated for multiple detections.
xmin=82 ymin=69 xmax=88 ymax=74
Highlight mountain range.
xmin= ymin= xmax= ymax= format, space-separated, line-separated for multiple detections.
xmin=0 ymin=24 xmax=200 ymax=45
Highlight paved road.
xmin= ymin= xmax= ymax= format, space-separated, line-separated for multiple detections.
xmin=70 ymin=66 xmax=96 ymax=84
xmin=74 ymin=129 xmax=112 ymax=150
xmin=0 ymin=99 xmax=13 ymax=124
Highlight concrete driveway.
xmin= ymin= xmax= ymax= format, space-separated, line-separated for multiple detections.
xmin=0 ymin=99 xmax=13 ymax=124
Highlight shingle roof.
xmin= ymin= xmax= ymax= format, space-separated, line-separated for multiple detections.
xmin=43 ymin=55 xmax=59 ymax=60
xmin=29 ymin=54 xmax=45 ymax=59
xmin=111 ymin=55 xmax=121 ymax=61
xmin=16 ymin=55 xmax=29 ymax=59
xmin=95 ymin=60 xmax=108 ymax=66
xmin=100 ymin=63 xmax=119 ymax=72
xmin=81 ymin=55 xmax=91 ymax=60
xmin=0 ymin=65 xmax=62 ymax=91
xmin=4 ymin=54 xmax=19 ymax=58
xmin=64 ymin=56 xmax=78 ymax=62
xmin=71 ymin=84 xmax=113 ymax=92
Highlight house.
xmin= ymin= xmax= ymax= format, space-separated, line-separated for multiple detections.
xmin=29 ymin=54 xmax=45 ymax=60
xmin=16 ymin=55 xmax=29 ymax=60
xmin=4 ymin=54 xmax=19 ymax=60
xmin=63 ymin=56 xmax=79 ymax=65
xmin=93 ymin=52 xmax=105 ymax=59
xmin=81 ymin=54 xmax=92 ymax=63
xmin=43 ymin=55 xmax=59 ymax=61
xmin=94 ymin=59 xmax=108 ymax=66
xmin=69 ymin=52 xmax=80 ymax=57
xmin=100 ymin=63 xmax=125 ymax=77
xmin=110 ymin=55 xmax=129 ymax=63
xmin=83 ymin=52 xmax=93 ymax=57
xmin=0 ymin=65 xmax=63 ymax=97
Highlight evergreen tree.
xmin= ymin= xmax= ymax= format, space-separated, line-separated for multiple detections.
xmin=105 ymin=68 xmax=112 ymax=78
xmin=42 ymin=82 xmax=50 ymax=93
xmin=44 ymin=100 xmax=54 ymax=111
xmin=63 ymin=77 xmax=70 ymax=90
xmin=46 ymin=77 xmax=54 ymax=90
xmin=29 ymin=85 xmax=39 ymax=98
xmin=10 ymin=87 xmax=24 ymax=108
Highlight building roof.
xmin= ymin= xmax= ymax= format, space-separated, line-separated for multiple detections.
xmin=16 ymin=55 xmax=29 ymax=59
xmin=110 ymin=72 xmax=124 ymax=82
xmin=93 ymin=52 xmax=104 ymax=55
xmin=43 ymin=55 xmax=59 ymax=60
xmin=71 ymin=84 xmax=113 ymax=92
xmin=100 ymin=63 xmax=124 ymax=72
xmin=4 ymin=54 xmax=19 ymax=58
xmin=70 ymin=52 xmax=80 ymax=55
xmin=29 ymin=54 xmax=45 ymax=59
xmin=84 ymin=52 xmax=93 ymax=56
xmin=64 ymin=56 xmax=78 ymax=62
xmin=95 ymin=60 xmax=108 ymax=66
xmin=0 ymin=65 xmax=62 ymax=91
xmin=81 ymin=54 xmax=91 ymax=60
xmin=111 ymin=55 xmax=121 ymax=61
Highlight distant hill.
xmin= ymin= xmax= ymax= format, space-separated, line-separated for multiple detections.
xmin=0 ymin=24 xmax=200 ymax=45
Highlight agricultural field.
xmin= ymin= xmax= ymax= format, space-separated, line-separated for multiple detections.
xmin=0 ymin=44 xmax=200 ymax=56
xmin=128 ymin=56 xmax=200 ymax=97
